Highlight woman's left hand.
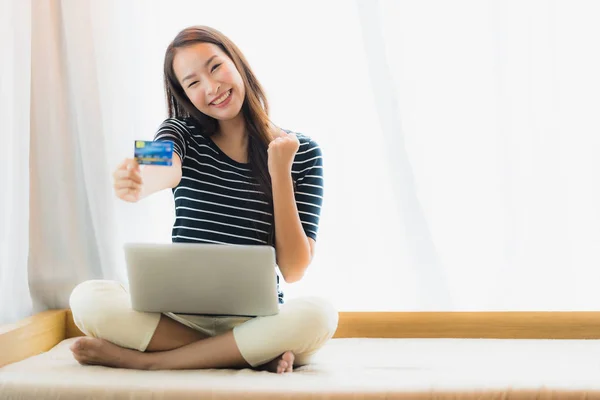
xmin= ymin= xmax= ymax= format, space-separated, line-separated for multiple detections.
xmin=267 ymin=129 xmax=300 ymax=181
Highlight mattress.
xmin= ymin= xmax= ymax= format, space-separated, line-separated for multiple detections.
xmin=1 ymin=337 xmax=600 ymax=399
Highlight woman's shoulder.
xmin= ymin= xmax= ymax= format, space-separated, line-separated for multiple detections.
xmin=158 ymin=117 xmax=209 ymax=142
xmin=280 ymin=128 xmax=318 ymax=148
xmin=158 ymin=117 xmax=195 ymax=133
xmin=287 ymin=131 xmax=322 ymax=160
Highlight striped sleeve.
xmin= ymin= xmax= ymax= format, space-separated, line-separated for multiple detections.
xmin=293 ymin=137 xmax=324 ymax=241
xmin=153 ymin=118 xmax=190 ymax=161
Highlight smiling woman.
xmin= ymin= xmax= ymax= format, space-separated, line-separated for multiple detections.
xmin=162 ymin=27 xmax=270 ymax=193
xmin=67 ymin=25 xmax=337 ymax=374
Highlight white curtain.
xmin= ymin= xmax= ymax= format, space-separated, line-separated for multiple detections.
xmin=2 ymin=0 xmax=600 ymax=324
xmin=1 ymin=0 xmax=126 ymax=324
xmin=0 ymin=0 xmax=32 ymax=324
xmin=353 ymin=0 xmax=600 ymax=311
xmin=27 ymin=0 xmax=127 ymax=316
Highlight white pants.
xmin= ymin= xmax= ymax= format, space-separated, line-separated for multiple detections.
xmin=69 ymin=280 xmax=338 ymax=367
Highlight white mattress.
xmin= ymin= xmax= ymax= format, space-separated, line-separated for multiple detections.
xmin=2 ymin=337 xmax=600 ymax=399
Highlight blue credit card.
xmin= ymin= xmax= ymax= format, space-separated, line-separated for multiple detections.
xmin=134 ymin=140 xmax=173 ymax=166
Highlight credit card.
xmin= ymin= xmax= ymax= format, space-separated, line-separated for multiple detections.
xmin=134 ymin=140 xmax=173 ymax=166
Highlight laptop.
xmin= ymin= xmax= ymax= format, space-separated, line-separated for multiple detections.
xmin=124 ymin=242 xmax=280 ymax=317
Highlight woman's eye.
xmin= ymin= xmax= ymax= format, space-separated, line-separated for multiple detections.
xmin=188 ymin=81 xmax=198 ymax=88
xmin=211 ymin=63 xmax=222 ymax=72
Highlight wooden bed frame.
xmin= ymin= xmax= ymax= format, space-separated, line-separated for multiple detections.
xmin=2 ymin=310 xmax=600 ymax=368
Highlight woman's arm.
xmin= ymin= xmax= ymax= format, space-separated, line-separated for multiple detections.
xmin=139 ymin=154 xmax=183 ymax=200
xmin=268 ymin=132 xmax=319 ymax=283
xmin=271 ymin=174 xmax=315 ymax=283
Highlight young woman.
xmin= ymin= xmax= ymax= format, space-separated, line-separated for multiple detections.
xmin=68 ymin=26 xmax=338 ymax=374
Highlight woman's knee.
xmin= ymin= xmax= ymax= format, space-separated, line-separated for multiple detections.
xmin=69 ymin=280 xmax=161 ymax=351
xmin=69 ymin=280 xmax=126 ymax=336
xmin=232 ymin=297 xmax=339 ymax=366
xmin=285 ymin=297 xmax=339 ymax=339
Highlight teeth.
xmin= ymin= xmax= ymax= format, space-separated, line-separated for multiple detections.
xmin=212 ymin=90 xmax=231 ymax=105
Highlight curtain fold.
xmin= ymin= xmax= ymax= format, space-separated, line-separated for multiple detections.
xmin=28 ymin=0 xmax=124 ymax=314
xmin=356 ymin=0 xmax=452 ymax=310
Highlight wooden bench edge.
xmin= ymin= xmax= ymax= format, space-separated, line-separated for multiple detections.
xmin=0 ymin=309 xmax=67 ymax=367
xmin=65 ymin=309 xmax=600 ymax=339
xmin=333 ymin=311 xmax=600 ymax=339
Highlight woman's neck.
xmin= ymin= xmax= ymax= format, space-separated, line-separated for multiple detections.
xmin=212 ymin=114 xmax=249 ymax=163
xmin=215 ymin=114 xmax=246 ymax=146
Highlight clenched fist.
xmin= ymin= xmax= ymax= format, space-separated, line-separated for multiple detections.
xmin=112 ymin=158 xmax=143 ymax=202
xmin=267 ymin=130 xmax=300 ymax=181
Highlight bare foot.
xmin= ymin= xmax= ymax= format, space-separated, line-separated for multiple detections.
xmin=69 ymin=337 xmax=150 ymax=370
xmin=261 ymin=351 xmax=295 ymax=374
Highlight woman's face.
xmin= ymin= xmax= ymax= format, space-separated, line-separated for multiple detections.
xmin=173 ymin=42 xmax=245 ymax=121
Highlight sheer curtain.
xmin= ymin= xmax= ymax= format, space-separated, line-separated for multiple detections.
xmin=363 ymin=0 xmax=600 ymax=310
xmin=1 ymin=0 xmax=126 ymax=324
xmin=0 ymin=0 xmax=32 ymax=324
xmin=2 ymin=0 xmax=600 ymax=324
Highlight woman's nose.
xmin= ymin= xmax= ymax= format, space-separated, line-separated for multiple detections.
xmin=206 ymin=79 xmax=220 ymax=97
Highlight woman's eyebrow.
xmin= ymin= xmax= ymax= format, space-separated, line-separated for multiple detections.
xmin=182 ymin=73 xmax=197 ymax=83
xmin=204 ymin=55 xmax=218 ymax=68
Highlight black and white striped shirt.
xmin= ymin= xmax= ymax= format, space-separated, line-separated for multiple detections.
xmin=153 ymin=117 xmax=324 ymax=303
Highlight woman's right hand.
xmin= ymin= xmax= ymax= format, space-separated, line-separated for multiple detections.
xmin=112 ymin=158 xmax=143 ymax=202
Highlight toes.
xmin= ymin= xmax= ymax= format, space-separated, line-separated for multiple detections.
xmin=282 ymin=352 xmax=294 ymax=373
xmin=70 ymin=339 xmax=83 ymax=352
xmin=74 ymin=356 xmax=87 ymax=365
xmin=262 ymin=352 xmax=296 ymax=374
xmin=277 ymin=360 xmax=287 ymax=374
xmin=70 ymin=338 xmax=95 ymax=364
xmin=72 ymin=351 xmax=89 ymax=365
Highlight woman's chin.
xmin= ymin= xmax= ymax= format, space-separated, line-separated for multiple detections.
xmin=211 ymin=108 xmax=243 ymax=122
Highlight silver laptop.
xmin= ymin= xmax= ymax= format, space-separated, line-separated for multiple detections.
xmin=124 ymin=242 xmax=280 ymax=317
